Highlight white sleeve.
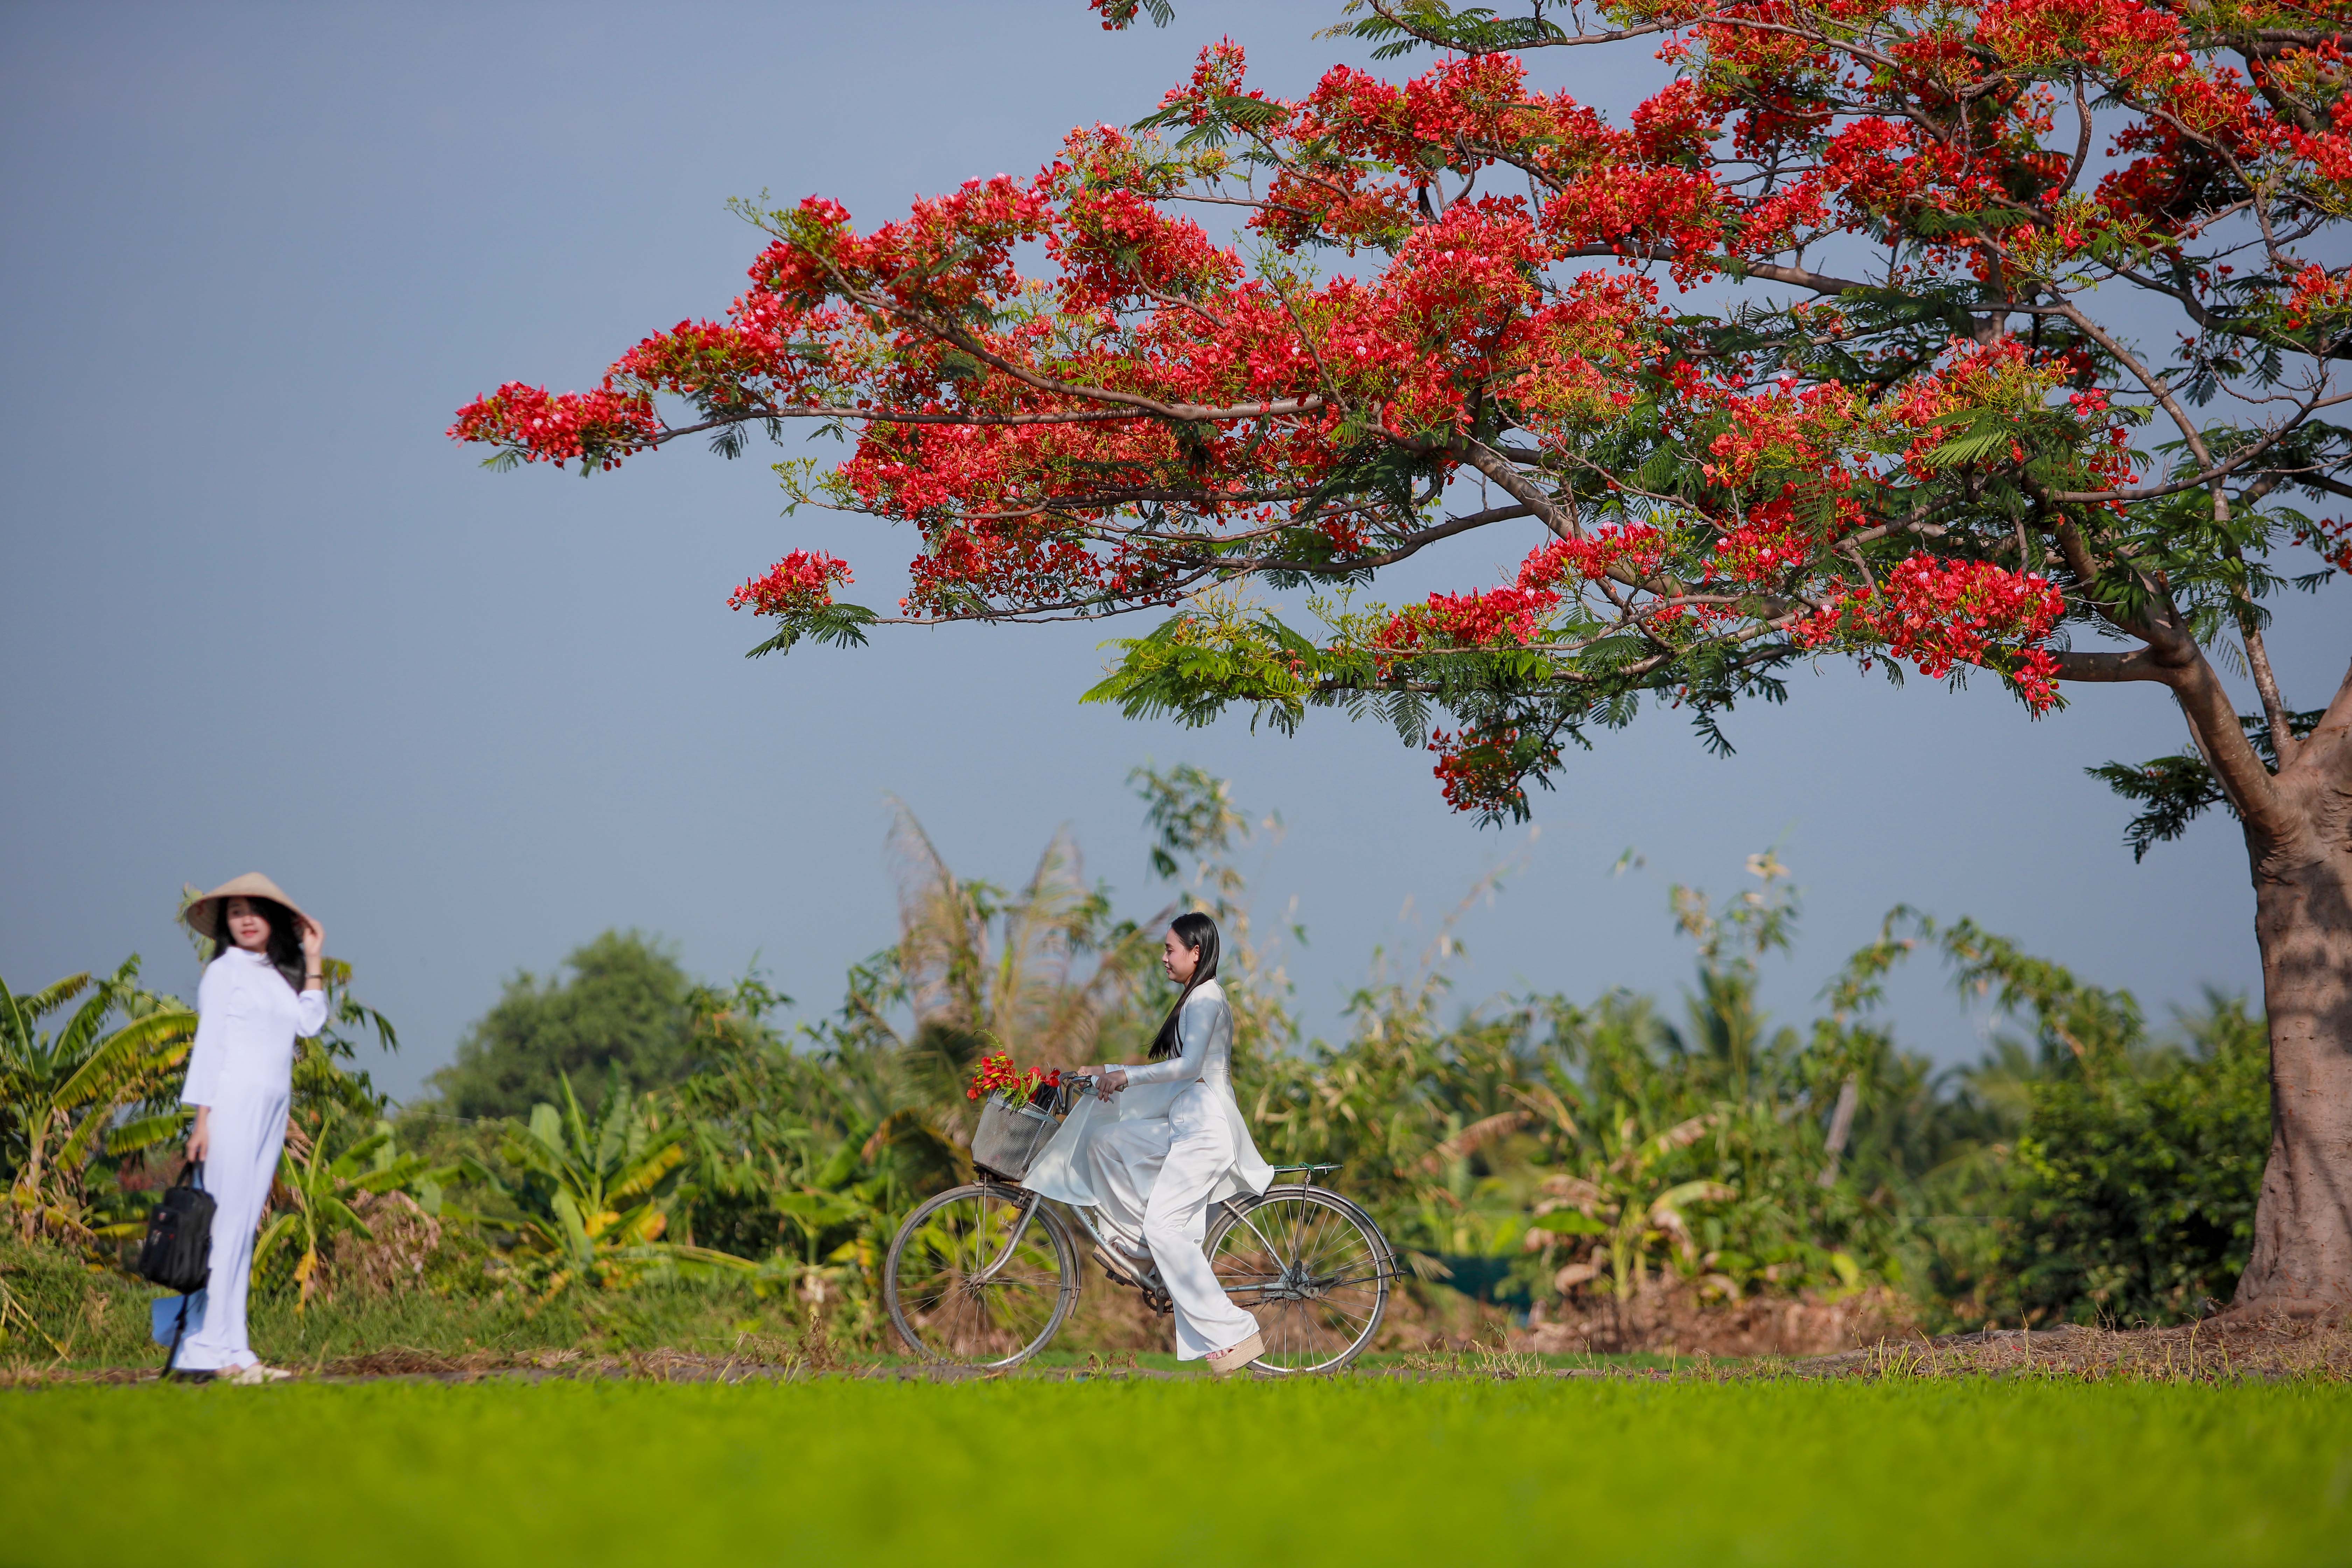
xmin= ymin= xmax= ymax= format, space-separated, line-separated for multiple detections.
xmin=1115 ymin=995 xmax=1212 ymax=1087
xmin=181 ymin=962 xmax=228 ymax=1107
xmin=294 ymin=985 xmax=329 ymax=1038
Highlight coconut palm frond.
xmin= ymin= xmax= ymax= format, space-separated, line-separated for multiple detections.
xmin=886 ymin=795 xmax=994 ymax=1028
xmin=1422 ymin=1110 xmax=1532 ymax=1172
xmin=1510 ymin=1083 xmax=1581 ymax=1140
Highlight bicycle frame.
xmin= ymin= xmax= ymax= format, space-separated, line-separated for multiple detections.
xmin=966 ymin=1179 xmax=1123 ymax=1284
xmin=965 ymin=1078 xmax=1404 ymax=1295
xmin=971 ymin=1171 xmax=1404 ymax=1293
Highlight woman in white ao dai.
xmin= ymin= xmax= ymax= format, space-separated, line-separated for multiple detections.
xmin=175 ymin=883 xmax=328 ymax=1382
xmin=1028 ymin=911 xmax=1270 ymax=1372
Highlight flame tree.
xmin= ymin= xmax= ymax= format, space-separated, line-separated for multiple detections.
xmin=453 ymin=0 xmax=2352 ymax=1311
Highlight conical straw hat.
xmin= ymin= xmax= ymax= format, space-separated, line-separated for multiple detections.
xmin=182 ymin=872 xmax=313 ymax=944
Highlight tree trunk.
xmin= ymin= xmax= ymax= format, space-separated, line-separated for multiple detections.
xmin=2231 ymin=781 xmax=2352 ymax=1315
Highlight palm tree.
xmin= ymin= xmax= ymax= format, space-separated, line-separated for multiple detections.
xmin=835 ymin=802 xmax=1164 ymax=1161
xmin=888 ymin=800 xmax=1161 ymax=1073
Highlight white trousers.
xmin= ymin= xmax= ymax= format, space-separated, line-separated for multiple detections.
xmin=174 ymin=1085 xmax=287 ymax=1372
xmin=1084 ymin=1083 xmax=1260 ymax=1360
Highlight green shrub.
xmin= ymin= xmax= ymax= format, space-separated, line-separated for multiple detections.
xmin=2001 ymin=994 xmax=2270 ymax=1325
xmin=428 ymin=931 xmax=704 ymax=1119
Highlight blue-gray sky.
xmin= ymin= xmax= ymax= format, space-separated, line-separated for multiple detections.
xmin=3 ymin=1 xmax=2340 ymax=1102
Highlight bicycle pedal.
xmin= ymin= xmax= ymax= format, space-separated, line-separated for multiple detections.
xmin=1093 ymin=1247 xmax=1149 ymax=1289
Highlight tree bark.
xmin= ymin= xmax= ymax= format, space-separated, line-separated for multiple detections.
xmin=2230 ymin=680 xmax=2352 ymax=1315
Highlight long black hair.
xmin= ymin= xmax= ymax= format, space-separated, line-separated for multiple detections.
xmin=209 ymin=896 xmax=304 ymax=988
xmin=1147 ymin=910 xmax=1222 ymax=1062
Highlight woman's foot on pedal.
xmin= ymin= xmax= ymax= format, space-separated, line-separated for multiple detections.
xmin=1204 ymin=1330 xmax=1265 ymax=1377
xmin=1093 ymin=1246 xmax=1159 ymax=1289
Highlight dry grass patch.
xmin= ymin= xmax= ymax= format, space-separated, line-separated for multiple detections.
xmin=1800 ymin=1313 xmax=2352 ymax=1382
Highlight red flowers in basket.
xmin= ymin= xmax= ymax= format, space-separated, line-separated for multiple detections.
xmin=967 ymin=1052 xmax=1062 ymax=1104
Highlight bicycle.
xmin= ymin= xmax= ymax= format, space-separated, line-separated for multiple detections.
xmin=883 ymin=1074 xmax=1396 ymax=1373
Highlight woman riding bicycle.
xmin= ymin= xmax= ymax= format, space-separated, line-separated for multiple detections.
xmin=1026 ymin=911 xmax=1271 ymax=1375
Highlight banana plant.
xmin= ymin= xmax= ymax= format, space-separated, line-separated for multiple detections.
xmin=485 ymin=1073 xmax=754 ymax=1297
xmin=771 ymin=1135 xmax=889 ymax=1272
xmin=1530 ymin=1110 xmax=1737 ymax=1304
xmin=1 ymin=960 xmax=195 ymax=1241
xmin=254 ymin=1113 xmax=451 ymax=1310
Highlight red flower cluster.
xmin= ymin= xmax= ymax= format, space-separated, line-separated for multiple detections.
xmin=1707 ymin=502 xmax=1827 ymax=588
xmin=2283 ymin=264 xmax=2352 ymax=331
xmin=1374 ymin=582 xmax=1560 ymax=658
xmin=727 ymin=551 xmax=852 ymax=616
xmin=1798 ymin=556 xmax=2068 ymax=708
xmin=1429 ymin=724 xmax=1556 ymax=818
xmin=446 ymin=382 xmax=657 ymax=470
xmin=2295 ymin=515 xmax=2352 ymax=575
xmin=967 ymin=1052 xmax=1062 ymax=1104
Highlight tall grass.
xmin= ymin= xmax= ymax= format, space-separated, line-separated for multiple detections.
xmin=2 ymin=1379 xmax=2345 ymax=1565
xmin=0 ymin=1233 xmax=832 ymax=1371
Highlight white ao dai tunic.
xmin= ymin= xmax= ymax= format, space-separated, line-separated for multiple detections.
xmin=1025 ymin=979 xmax=1271 ymax=1360
xmin=175 ymin=946 xmax=327 ymax=1372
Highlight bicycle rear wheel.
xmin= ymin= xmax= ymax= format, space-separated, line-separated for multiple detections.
xmin=884 ymin=1182 xmax=1077 ymax=1370
xmin=1205 ymin=1185 xmax=1391 ymax=1373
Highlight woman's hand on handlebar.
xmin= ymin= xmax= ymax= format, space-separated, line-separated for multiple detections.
xmin=1096 ymin=1068 xmax=1128 ymax=1098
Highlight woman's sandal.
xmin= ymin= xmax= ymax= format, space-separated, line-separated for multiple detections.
xmin=1204 ymin=1330 xmax=1265 ymax=1378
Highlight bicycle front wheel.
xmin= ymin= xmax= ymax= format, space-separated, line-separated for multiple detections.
xmin=884 ymin=1183 xmax=1077 ymax=1370
xmin=1205 ymin=1185 xmax=1391 ymax=1373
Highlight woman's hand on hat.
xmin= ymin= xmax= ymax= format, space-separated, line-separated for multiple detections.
xmin=299 ymin=916 xmax=325 ymax=966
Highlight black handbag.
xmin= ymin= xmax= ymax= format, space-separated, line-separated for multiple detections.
xmin=137 ymin=1163 xmax=215 ymax=1373
xmin=137 ymin=1162 xmax=215 ymax=1294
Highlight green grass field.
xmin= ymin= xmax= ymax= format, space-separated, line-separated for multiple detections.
xmin=4 ymin=1377 xmax=2346 ymax=1567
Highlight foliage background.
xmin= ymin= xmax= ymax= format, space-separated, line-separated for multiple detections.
xmin=2 ymin=769 xmax=2278 ymax=1367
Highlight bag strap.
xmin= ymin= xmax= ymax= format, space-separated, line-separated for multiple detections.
xmin=161 ymin=1293 xmax=195 ymax=1378
xmin=175 ymin=1159 xmax=205 ymax=1191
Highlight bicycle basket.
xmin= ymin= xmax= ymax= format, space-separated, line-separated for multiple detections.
xmin=970 ymin=1094 xmax=1059 ymax=1182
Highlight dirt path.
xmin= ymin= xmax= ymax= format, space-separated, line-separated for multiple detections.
xmin=7 ymin=1316 xmax=2344 ymax=1387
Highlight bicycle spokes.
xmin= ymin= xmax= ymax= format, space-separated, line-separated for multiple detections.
xmin=1207 ymin=1188 xmax=1390 ymax=1373
xmin=884 ymin=1184 xmax=1077 ymax=1369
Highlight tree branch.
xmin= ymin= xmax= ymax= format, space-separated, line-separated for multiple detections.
xmin=816 ymin=262 xmax=1330 ymax=427
xmin=2050 ymin=648 xmax=2171 ymax=682
xmin=1442 ymin=434 xmax=1577 ymax=538
xmin=1230 ymin=503 xmax=1534 ymax=574
xmin=2167 ymin=650 xmax=2295 ymax=844
xmin=2045 ymin=296 xmax=2216 ymax=467
xmin=652 ymin=407 xmax=1159 ymax=443
xmin=2294 ymin=658 xmax=2352 ymax=786
xmin=2238 ymin=584 xmax=2302 ymax=770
